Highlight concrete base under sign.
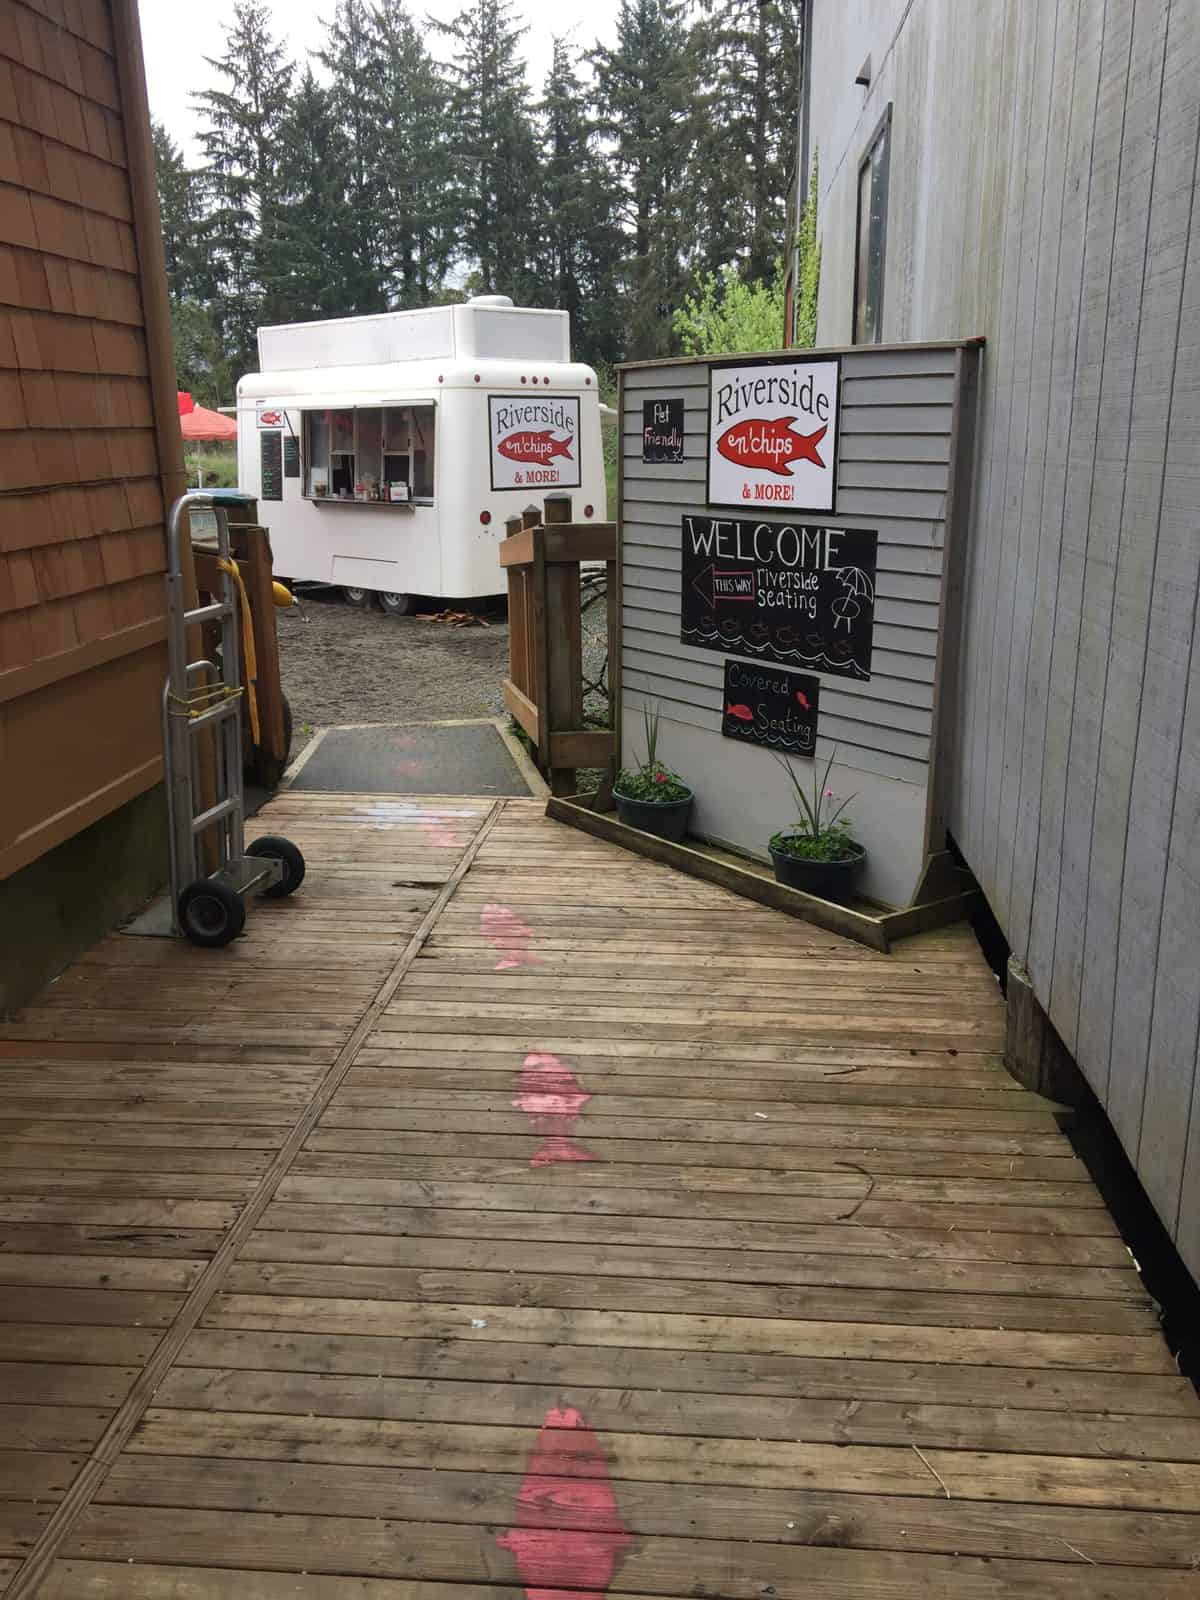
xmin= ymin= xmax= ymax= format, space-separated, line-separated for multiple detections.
xmin=624 ymin=711 xmax=928 ymax=909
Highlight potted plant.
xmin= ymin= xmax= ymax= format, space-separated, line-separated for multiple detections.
xmin=768 ymin=747 xmax=866 ymax=902
xmin=613 ymin=704 xmax=694 ymax=843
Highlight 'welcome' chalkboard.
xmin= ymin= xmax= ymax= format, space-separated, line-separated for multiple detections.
xmin=642 ymin=398 xmax=685 ymax=463
xmin=260 ymin=431 xmax=283 ymax=502
xmin=723 ymin=660 xmax=819 ymax=755
xmin=680 ymin=514 xmax=877 ymax=680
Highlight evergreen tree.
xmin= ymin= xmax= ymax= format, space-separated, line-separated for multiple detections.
xmin=369 ymin=0 xmax=457 ymax=306
xmin=152 ymin=121 xmax=202 ymax=300
xmin=539 ymin=38 xmax=624 ymax=364
xmin=193 ymin=0 xmax=293 ymax=379
xmin=318 ymin=0 xmax=387 ymax=313
xmin=689 ymin=0 xmax=802 ymax=282
xmin=265 ymin=68 xmax=359 ymax=323
xmin=437 ymin=0 xmax=542 ymax=300
xmin=592 ymin=0 xmax=695 ymax=359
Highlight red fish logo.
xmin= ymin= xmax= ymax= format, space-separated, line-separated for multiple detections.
xmin=497 ymin=1406 xmax=632 ymax=1599
xmin=513 ymin=1052 xmax=597 ymax=1168
xmin=717 ymin=416 xmax=827 ymax=477
xmin=498 ymin=431 xmax=575 ymax=465
xmin=258 ymin=409 xmax=284 ymax=428
xmin=481 ymin=903 xmax=540 ymax=971
xmin=725 ymin=703 xmax=754 ymax=722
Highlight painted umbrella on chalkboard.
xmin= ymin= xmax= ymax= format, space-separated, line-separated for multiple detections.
xmin=831 ymin=566 xmax=875 ymax=632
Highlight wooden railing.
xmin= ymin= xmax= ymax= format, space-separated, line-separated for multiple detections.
xmin=500 ymin=493 xmax=618 ymax=795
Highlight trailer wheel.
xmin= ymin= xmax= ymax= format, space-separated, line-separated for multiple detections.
xmin=178 ymin=880 xmax=245 ymax=947
xmin=378 ymin=591 xmax=416 ymax=617
xmin=342 ymin=586 xmax=371 ymax=608
xmin=247 ymin=835 xmax=306 ymax=898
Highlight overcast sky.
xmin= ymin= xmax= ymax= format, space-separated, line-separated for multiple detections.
xmin=138 ymin=0 xmax=618 ymax=160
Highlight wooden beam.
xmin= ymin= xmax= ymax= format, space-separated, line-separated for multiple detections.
xmin=545 ymin=795 xmax=893 ymax=952
xmin=502 ymin=679 xmax=539 ymax=746
xmin=547 ymin=730 xmax=614 ymax=768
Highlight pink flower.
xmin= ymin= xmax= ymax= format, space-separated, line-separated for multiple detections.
xmin=654 ymin=771 xmax=667 ymax=784
xmin=824 ymin=788 xmax=834 ymax=798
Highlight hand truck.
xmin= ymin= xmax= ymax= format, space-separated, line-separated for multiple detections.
xmin=162 ymin=489 xmax=305 ymax=947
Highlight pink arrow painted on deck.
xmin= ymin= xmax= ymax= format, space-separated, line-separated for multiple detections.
xmin=481 ymin=902 xmax=540 ymax=970
xmin=496 ymin=1405 xmax=632 ymax=1599
xmin=513 ymin=1052 xmax=597 ymax=1168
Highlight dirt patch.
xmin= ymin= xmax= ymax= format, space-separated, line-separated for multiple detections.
xmin=277 ymin=593 xmax=511 ymax=732
xmin=277 ymin=587 xmax=612 ymax=743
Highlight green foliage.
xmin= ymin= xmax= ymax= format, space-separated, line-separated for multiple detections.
xmin=193 ymin=0 xmax=293 ymax=377
xmin=689 ymin=1 xmax=803 ymax=284
xmin=592 ymin=0 xmax=695 ymax=359
xmin=615 ymin=704 xmax=691 ymax=803
xmin=169 ymin=299 xmax=230 ymax=409
xmin=370 ymin=0 xmax=457 ymax=305
xmin=158 ymin=0 xmax=814 ymax=386
xmin=673 ymin=260 xmax=786 ymax=356
xmin=265 ymin=68 xmax=357 ymax=324
xmin=437 ymin=0 xmax=542 ymax=302
xmin=770 ymin=748 xmax=858 ymax=861
xmin=539 ymin=37 xmax=624 ymax=366
xmin=184 ymin=447 xmax=239 ymax=489
xmin=794 ymin=156 xmax=821 ymax=348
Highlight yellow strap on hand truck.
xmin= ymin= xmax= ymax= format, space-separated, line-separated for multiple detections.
xmin=216 ymin=557 xmax=261 ymax=745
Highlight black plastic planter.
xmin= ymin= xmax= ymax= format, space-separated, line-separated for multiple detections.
xmin=769 ymin=839 xmax=867 ymax=903
xmin=612 ymin=789 xmax=694 ymax=843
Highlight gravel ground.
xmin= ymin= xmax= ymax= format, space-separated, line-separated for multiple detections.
xmin=277 ymin=588 xmax=609 ymax=735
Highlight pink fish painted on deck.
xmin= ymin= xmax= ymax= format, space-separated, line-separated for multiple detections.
xmin=423 ymin=818 xmax=459 ymax=848
xmin=514 ymin=1052 xmax=597 ymax=1167
xmin=496 ymin=1405 xmax=632 ymax=1599
xmin=481 ymin=902 xmax=539 ymax=970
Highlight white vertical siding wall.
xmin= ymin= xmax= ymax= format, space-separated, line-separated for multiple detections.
xmin=808 ymin=0 xmax=1200 ymax=1278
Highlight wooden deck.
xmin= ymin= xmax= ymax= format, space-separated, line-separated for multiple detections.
xmin=1 ymin=793 xmax=1198 ymax=1598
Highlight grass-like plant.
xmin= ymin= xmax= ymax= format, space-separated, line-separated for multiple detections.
xmin=770 ymin=747 xmax=860 ymax=862
xmin=614 ymin=703 xmax=691 ymax=803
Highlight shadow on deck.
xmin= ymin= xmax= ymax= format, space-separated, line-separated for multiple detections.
xmin=0 ymin=792 xmax=1198 ymax=1597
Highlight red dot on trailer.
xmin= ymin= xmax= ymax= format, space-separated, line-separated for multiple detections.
xmin=521 ymin=375 xmax=527 ymax=384
xmin=584 ymin=505 xmax=594 ymax=518
xmin=438 ymin=375 xmax=443 ymax=383
xmin=474 ymin=374 xmax=481 ymax=383
xmin=543 ymin=376 xmax=551 ymax=384
xmin=480 ymin=510 xmax=492 ymax=525
xmin=585 ymin=376 xmax=592 ymax=385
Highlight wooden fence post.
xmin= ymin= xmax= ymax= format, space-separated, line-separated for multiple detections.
xmin=542 ymin=495 xmax=581 ymax=795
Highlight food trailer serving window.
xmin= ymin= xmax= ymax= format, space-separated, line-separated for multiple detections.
xmin=303 ymin=405 xmax=435 ymax=503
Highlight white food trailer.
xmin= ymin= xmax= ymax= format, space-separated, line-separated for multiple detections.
xmin=236 ymin=296 xmax=607 ymax=614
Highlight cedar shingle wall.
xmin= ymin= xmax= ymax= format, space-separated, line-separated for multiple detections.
xmin=0 ymin=0 xmax=171 ymax=880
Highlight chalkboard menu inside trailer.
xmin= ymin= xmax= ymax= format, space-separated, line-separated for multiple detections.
xmin=283 ymin=434 xmax=300 ymax=478
xmin=680 ymin=514 xmax=877 ymax=680
xmin=722 ymin=660 xmax=819 ymax=756
xmin=642 ymin=397 xmax=685 ymax=463
xmin=260 ymin=430 xmax=283 ymax=501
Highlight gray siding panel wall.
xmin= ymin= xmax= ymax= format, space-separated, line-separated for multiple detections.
xmin=617 ymin=344 xmax=978 ymax=908
xmin=619 ymin=351 xmax=960 ymax=786
xmin=809 ymin=0 xmax=1200 ymax=1278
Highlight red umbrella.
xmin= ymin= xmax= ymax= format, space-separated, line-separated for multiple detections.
xmin=180 ymin=403 xmax=237 ymax=442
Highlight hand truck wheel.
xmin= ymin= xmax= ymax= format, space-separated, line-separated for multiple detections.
xmin=246 ymin=835 xmax=306 ymax=898
xmin=178 ymin=879 xmax=246 ymax=947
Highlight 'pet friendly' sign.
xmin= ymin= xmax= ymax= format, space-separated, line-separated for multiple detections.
xmin=488 ymin=395 xmax=581 ymax=491
xmin=706 ymin=356 xmax=840 ymax=514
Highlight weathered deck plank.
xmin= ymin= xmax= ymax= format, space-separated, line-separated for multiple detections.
xmin=0 ymin=792 xmax=1196 ymax=1598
